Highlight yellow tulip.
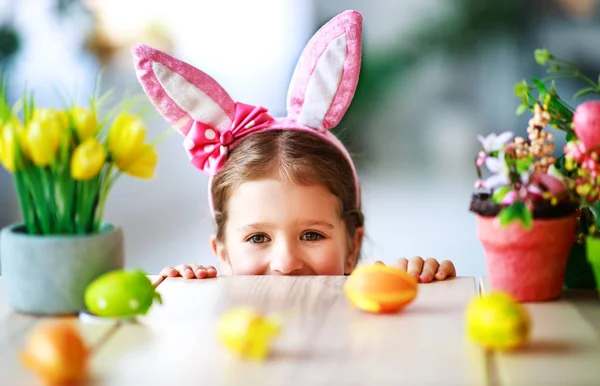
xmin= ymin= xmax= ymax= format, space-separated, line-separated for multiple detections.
xmin=108 ymin=112 xmax=146 ymax=167
xmin=33 ymin=108 xmax=69 ymax=131
xmin=71 ymin=106 xmax=98 ymax=140
xmin=0 ymin=119 xmax=22 ymax=172
xmin=118 ymin=143 xmax=158 ymax=179
xmin=71 ymin=138 xmax=106 ymax=180
xmin=24 ymin=117 xmax=62 ymax=167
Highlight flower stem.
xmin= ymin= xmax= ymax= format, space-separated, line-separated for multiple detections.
xmin=75 ymin=180 xmax=84 ymax=234
xmin=80 ymin=180 xmax=93 ymax=234
xmin=548 ymin=56 xmax=576 ymax=68
xmin=40 ymin=166 xmax=57 ymax=233
xmin=544 ymin=57 xmax=600 ymax=91
xmin=14 ymin=169 xmax=37 ymax=234
xmin=25 ymin=165 xmax=50 ymax=234
xmin=474 ymin=157 xmax=483 ymax=180
xmin=94 ymin=164 xmax=115 ymax=232
xmin=83 ymin=176 xmax=101 ymax=234
xmin=84 ymin=180 xmax=95 ymax=233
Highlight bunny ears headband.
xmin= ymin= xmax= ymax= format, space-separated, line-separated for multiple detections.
xmin=132 ymin=10 xmax=363 ymax=208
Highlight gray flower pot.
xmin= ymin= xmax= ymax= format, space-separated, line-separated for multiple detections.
xmin=0 ymin=223 xmax=124 ymax=315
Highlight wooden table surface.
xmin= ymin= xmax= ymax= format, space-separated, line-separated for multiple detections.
xmin=479 ymin=278 xmax=600 ymax=386
xmin=0 ymin=275 xmax=598 ymax=385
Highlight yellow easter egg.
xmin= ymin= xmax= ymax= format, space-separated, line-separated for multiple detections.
xmin=465 ymin=292 xmax=531 ymax=350
xmin=216 ymin=307 xmax=281 ymax=360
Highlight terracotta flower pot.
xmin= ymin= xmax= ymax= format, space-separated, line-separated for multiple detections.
xmin=476 ymin=214 xmax=576 ymax=302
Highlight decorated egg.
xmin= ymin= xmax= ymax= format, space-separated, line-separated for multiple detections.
xmin=216 ymin=307 xmax=282 ymax=360
xmin=343 ymin=263 xmax=418 ymax=313
xmin=465 ymin=292 xmax=531 ymax=350
xmin=20 ymin=321 xmax=89 ymax=385
xmin=84 ymin=269 xmax=162 ymax=318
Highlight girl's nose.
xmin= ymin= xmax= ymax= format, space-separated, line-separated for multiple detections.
xmin=269 ymin=241 xmax=304 ymax=275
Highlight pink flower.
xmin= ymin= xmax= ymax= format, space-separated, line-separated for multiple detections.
xmin=474 ymin=180 xmax=486 ymax=189
xmin=573 ymin=101 xmax=600 ymax=151
xmin=502 ymin=190 xmax=518 ymax=205
xmin=564 ymin=141 xmax=586 ymax=162
xmin=526 ymin=184 xmax=544 ymax=199
xmin=501 ymin=186 xmax=543 ymax=206
xmin=583 ymin=158 xmax=598 ymax=171
xmin=530 ymin=172 xmax=566 ymax=194
xmin=483 ymin=154 xmax=510 ymax=189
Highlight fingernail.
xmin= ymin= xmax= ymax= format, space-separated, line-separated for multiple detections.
xmin=436 ymin=272 xmax=446 ymax=279
xmin=196 ymin=269 xmax=206 ymax=276
xmin=421 ymin=274 xmax=432 ymax=282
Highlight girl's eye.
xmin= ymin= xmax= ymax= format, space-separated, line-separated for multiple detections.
xmin=301 ymin=231 xmax=324 ymax=241
xmin=247 ymin=234 xmax=270 ymax=244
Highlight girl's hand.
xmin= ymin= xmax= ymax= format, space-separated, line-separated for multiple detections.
xmin=159 ymin=264 xmax=218 ymax=279
xmin=376 ymin=257 xmax=456 ymax=283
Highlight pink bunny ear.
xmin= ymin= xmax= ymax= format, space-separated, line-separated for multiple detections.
xmin=286 ymin=10 xmax=362 ymax=131
xmin=132 ymin=44 xmax=236 ymax=136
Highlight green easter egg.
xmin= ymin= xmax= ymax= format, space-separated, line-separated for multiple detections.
xmin=84 ymin=269 xmax=161 ymax=318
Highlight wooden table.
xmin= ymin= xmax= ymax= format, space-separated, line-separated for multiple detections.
xmin=0 ymin=276 xmax=598 ymax=385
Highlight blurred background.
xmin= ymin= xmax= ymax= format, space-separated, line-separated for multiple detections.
xmin=0 ymin=0 xmax=599 ymax=277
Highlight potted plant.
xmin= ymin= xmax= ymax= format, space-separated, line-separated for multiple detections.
xmin=0 ymin=77 xmax=161 ymax=315
xmin=470 ymin=48 xmax=600 ymax=302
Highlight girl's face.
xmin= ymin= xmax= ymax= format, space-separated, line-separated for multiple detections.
xmin=211 ymin=178 xmax=363 ymax=276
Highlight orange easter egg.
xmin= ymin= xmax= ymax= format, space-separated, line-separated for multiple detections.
xmin=20 ymin=321 xmax=89 ymax=385
xmin=344 ymin=263 xmax=418 ymax=313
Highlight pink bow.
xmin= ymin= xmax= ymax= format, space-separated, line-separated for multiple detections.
xmin=183 ymin=102 xmax=274 ymax=175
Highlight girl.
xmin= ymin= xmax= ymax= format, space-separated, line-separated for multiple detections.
xmin=132 ymin=10 xmax=456 ymax=283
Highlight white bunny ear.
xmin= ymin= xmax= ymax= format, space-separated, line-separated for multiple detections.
xmin=286 ymin=10 xmax=362 ymax=131
xmin=132 ymin=44 xmax=236 ymax=136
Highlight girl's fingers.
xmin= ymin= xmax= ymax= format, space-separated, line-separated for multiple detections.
xmin=420 ymin=258 xmax=440 ymax=283
xmin=176 ymin=264 xmax=195 ymax=279
xmin=160 ymin=264 xmax=218 ymax=279
xmin=159 ymin=266 xmax=171 ymax=276
xmin=160 ymin=266 xmax=179 ymax=277
xmin=206 ymin=265 xmax=218 ymax=278
xmin=407 ymin=256 xmax=424 ymax=280
xmin=394 ymin=258 xmax=409 ymax=272
xmin=436 ymin=260 xmax=457 ymax=280
xmin=191 ymin=264 xmax=208 ymax=279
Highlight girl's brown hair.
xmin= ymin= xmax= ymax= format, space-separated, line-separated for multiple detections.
xmin=211 ymin=130 xmax=364 ymax=248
